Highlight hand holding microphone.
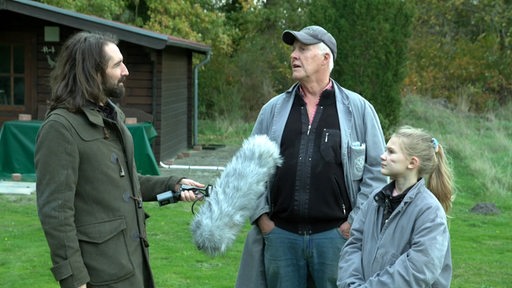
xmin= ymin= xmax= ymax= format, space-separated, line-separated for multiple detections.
xmin=177 ymin=179 xmax=206 ymax=202
xmin=156 ymin=179 xmax=210 ymax=206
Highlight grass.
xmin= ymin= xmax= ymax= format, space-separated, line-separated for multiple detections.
xmin=1 ymin=195 xmax=56 ymax=287
xmin=1 ymin=95 xmax=511 ymax=287
xmin=400 ymin=95 xmax=512 ymax=287
xmin=146 ymin=203 xmax=251 ymax=287
xmin=197 ymin=116 xmax=253 ymax=146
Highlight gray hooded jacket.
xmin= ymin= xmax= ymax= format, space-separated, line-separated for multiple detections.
xmin=236 ymin=80 xmax=387 ymax=287
xmin=337 ymin=179 xmax=452 ymax=287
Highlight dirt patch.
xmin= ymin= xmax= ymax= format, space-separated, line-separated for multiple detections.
xmin=469 ymin=202 xmax=500 ymax=215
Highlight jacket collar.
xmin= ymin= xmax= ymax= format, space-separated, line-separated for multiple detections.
xmin=374 ymin=178 xmax=426 ymax=210
xmin=81 ymin=99 xmax=125 ymax=127
xmin=81 ymin=102 xmax=105 ymax=127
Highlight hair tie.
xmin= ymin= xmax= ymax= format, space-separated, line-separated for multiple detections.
xmin=432 ymin=138 xmax=439 ymax=153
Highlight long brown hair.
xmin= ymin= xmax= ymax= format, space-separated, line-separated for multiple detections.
xmin=48 ymin=31 xmax=118 ymax=111
xmin=393 ymin=125 xmax=454 ymax=212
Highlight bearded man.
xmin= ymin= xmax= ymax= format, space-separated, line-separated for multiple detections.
xmin=35 ymin=31 xmax=203 ymax=288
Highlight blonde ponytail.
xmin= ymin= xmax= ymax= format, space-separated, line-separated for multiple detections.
xmin=394 ymin=126 xmax=454 ymax=213
xmin=427 ymin=144 xmax=454 ymax=213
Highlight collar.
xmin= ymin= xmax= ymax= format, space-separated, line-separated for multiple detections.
xmin=299 ymin=79 xmax=333 ymax=99
xmin=295 ymin=80 xmax=335 ymax=106
xmin=81 ymin=101 xmax=105 ymax=127
xmin=81 ymin=99 xmax=121 ymax=127
xmin=374 ymin=180 xmax=417 ymax=206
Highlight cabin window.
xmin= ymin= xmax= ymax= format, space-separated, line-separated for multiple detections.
xmin=0 ymin=44 xmax=25 ymax=106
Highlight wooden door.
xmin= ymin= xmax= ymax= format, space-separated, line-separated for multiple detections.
xmin=0 ymin=32 xmax=34 ymax=123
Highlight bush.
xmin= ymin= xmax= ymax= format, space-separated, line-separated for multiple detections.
xmin=405 ymin=0 xmax=512 ymax=113
xmin=308 ymin=0 xmax=414 ymax=134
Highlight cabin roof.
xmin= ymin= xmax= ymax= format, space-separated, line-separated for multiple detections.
xmin=0 ymin=0 xmax=211 ymax=53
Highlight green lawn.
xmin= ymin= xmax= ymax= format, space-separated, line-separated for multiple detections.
xmin=448 ymin=170 xmax=512 ymax=288
xmin=2 ymin=165 xmax=508 ymax=287
xmin=1 ymin=95 xmax=511 ymax=287
xmin=0 ymin=195 xmax=250 ymax=288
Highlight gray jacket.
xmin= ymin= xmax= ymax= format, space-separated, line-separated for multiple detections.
xmin=337 ymin=179 xmax=452 ymax=287
xmin=236 ymin=81 xmax=387 ymax=288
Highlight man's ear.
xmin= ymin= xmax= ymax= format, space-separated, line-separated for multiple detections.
xmin=324 ymin=52 xmax=331 ymax=63
xmin=408 ymin=156 xmax=420 ymax=169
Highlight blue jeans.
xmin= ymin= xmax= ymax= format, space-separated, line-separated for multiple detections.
xmin=263 ymin=227 xmax=346 ymax=288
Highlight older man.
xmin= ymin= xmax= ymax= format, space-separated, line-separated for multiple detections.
xmin=236 ymin=25 xmax=387 ymax=288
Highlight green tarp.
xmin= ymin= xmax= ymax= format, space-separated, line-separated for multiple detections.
xmin=0 ymin=120 xmax=160 ymax=181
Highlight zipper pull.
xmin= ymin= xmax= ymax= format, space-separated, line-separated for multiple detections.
xmin=325 ymin=132 xmax=329 ymax=142
xmin=342 ymin=203 xmax=346 ymax=215
xmin=307 ymin=124 xmax=311 ymax=135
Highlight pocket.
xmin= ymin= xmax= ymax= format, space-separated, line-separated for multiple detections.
xmin=262 ymin=226 xmax=277 ymax=237
xmin=332 ymin=176 xmax=351 ymax=218
xmin=76 ymin=217 xmax=135 ymax=285
xmin=262 ymin=226 xmax=284 ymax=250
xmin=349 ymin=141 xmax=366 ymax=180
xmin=320 ymin=129 xmax=341 ymax=163
xmin=334 ymin=227 xmax=349 ymax=241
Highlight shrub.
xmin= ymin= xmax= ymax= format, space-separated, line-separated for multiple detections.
xmin=307 ymin=0 xmax=414 ymax=133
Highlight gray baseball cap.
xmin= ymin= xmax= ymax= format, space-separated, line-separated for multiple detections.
xmin=282 ymin=25 xmax=337 ymax=60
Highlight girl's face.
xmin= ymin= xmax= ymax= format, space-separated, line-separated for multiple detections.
xmin=380 ymin=136 xmax=411 ymax=178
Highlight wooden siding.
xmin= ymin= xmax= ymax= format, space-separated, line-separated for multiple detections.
xmin=159 ymin=47 xmax=190 ymax=162
xmin=118 ymin=42 xmax=155 ymax=112
xmin=116 ymin=43 xmax=162 ymax=160
xmin=35 ymin=26 xmax=78 ymax=119
xmin=0 ymin=8 xmax=201 ymax=163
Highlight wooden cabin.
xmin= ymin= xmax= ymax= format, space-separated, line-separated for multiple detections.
xmin=0 ymin=0 xmax=211 ymax=163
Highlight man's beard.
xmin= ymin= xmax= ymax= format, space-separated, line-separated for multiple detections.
xmin=104 ymin=78 xmax=126 ymax=99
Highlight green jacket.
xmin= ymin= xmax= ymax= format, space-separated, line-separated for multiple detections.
xmin=35 ymin=101 xmax=182 ymax=288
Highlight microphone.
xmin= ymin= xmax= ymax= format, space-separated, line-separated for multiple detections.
xmin=190 ymin=134 xmax=282 ymax=256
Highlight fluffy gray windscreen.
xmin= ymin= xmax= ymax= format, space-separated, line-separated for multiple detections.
xmin=190 ymin=134 xmax=282 ymax=256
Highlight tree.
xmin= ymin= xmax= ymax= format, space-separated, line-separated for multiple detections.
xmin=307 ymin=0 xmax=414 ymax=133
xmin=197 ymin=0 xmax=310 ymax=120
xmin=38 ymin=0 xmax=415 ymax=129
xmin=406 ymin=0 xmax=512 ymax=112
xmin=40 ymin=0 xmax=129 ymax=21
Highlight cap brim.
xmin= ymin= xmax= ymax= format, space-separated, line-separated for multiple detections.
xmin=282 ymin=30 xmax=321 ymax=46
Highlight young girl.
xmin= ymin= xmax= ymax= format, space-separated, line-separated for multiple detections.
xmin=337 ymin=125 xmax=454 ymax=288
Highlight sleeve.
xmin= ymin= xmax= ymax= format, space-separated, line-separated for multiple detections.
xmin=138 ymin=174 xmax=184 ymax=201
xmin=251 ymin=100 xmax=274 ymax=137
xmin=348 ymin=102 xmax=387 ymax=224
xmin=337 ymin=198 xmax=370 ymax=288
xmin=248 ymin=101 xmax=275 ymax=224
xmin=35 ymin=120 xmax=90 ymax=288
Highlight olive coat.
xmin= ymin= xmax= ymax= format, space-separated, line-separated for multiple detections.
xmin=35 ymin=101 xmax=182 ymax=288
